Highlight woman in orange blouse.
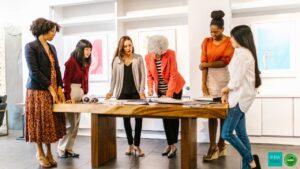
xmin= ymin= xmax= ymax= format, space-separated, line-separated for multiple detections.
xmin=200 ymin=10 xmax=234 ymax=161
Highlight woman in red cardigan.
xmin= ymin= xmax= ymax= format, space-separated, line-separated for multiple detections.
xmin=57 ymin=39 xmax=92 ymax=158
xmin=145 ymin=35 xmax=185 ymax=158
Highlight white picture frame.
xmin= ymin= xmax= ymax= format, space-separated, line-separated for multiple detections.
xmin=251 ymin=20 xmax=297 ymax=78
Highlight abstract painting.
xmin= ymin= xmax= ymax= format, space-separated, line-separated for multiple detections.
xmin=251 ymin=21 xmax=296 ymax=77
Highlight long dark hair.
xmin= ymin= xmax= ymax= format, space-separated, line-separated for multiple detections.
xmin=71 ymin=39 xmax=92 ymax=67
xmin=112 ymin=36 xmax=134 ymax=68
xmin=230 ymin=25 xmax=261 ymax=88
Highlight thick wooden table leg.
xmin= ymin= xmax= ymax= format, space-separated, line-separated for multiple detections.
xmin=181 ymin=118 xmax=197 ymax=169
xmin=91 ymin=114 xmax=116 ymax=168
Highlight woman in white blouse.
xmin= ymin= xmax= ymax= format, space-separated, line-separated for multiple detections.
xmin=221 ymin=25 xmax=261 ymax=169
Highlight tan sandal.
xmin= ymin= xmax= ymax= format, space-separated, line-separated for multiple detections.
xmin=133 ymin=146 xmax=145 ymax=157
xmin=203 ymin=146 xmax=219 ymax=161
xmin=36 ymin=154 xmax=51 ymax=168
xmin=46 ymin=155 xmax=57 ymax=167
xmin=218 ymin=144 xmax=228 ymax=157
xmin=125 ymin=145 xmax=134 ymax=155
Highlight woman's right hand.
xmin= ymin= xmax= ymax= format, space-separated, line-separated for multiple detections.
xmin=105 ymin=93 xmax=113 ymax=100
xmin=202 ymin=84 xmax=210 ymax=96
xmin=66 ymin=100 xmax=72 ymax=104
xmin=199 ymin=63 xmax=207 ymax=70
xmin=48 ymin=86 xmax=60 ymax=104
xmin=221 ymin=94 xmax=228 ymax=104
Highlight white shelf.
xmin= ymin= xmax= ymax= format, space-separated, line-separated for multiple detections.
xmin=232 ymin=0 xmax=300 ymax=10
xmin=59 ymin=14 xmax=115 ymax=27
xmin=117 ymin=6 xmax=188 ymax=22
xmin=50 ymin=0 xmax=115 ymax=7
xmin=232 ymin=0 xmax=300 ymax=16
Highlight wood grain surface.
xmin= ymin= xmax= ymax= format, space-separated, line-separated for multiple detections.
xmin=53 ymin=103 xmax=228 ymax=118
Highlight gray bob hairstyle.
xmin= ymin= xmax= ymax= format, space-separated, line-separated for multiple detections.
xmin=147 ymin=35 xmax=169 ymax=55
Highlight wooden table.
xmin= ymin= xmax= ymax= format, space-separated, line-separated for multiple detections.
xmin=53 ymin=103 xmax=228 ymax=169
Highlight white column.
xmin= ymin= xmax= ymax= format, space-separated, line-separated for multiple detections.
xmin=188 ymin=0 xmax=232 ymax=98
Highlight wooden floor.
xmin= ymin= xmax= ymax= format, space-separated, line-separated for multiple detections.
xmin=1 ymin=131 xmax=300 ymax=169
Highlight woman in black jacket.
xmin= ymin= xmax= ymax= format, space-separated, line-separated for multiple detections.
xmin=25 ymin=18 xmax=66 ymax=168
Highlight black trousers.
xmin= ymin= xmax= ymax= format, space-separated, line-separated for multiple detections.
xmin=118 ymin=93 xmax=143 ymax=146
xmin=158 ymin=90 xmax=182 ymax=145
xmin=0 ymin=112 xmax=4 ymax=127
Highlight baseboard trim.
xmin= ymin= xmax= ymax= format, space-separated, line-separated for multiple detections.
xmin=78 ymin=128 xmax=300 ymax=145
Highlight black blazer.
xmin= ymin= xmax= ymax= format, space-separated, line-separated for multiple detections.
xmin=25 ymin=39 xmax=63 ymax=90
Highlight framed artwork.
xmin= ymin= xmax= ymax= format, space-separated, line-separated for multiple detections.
xmin=63 ymin=33 xmax=109 ymax=82
xmin=251 ymin=21 xmax=296 ymax=77
xmin=136 ymin=28 xmax=176 ymax=57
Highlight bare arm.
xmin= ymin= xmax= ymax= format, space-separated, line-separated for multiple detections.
xmin=201 ymin=61 xmax=227 ymax=69
xmin=201 ymin=68 xmax=209 ymax=96
xmin=202 ymin=68 xmax=208 ymax=85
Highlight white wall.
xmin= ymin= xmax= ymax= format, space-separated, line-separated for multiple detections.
xmin=0 ymin=0 xmax=57 ymax=102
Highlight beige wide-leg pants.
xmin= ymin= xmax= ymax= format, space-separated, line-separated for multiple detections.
xmin=58 ymin=84 xmax=84 ymax=152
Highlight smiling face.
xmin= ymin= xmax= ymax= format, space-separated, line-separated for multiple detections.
xmin=210 ymin=25 xmax=224 ymax=41
xmin=83 ymin=47 xmax=92 ymax=58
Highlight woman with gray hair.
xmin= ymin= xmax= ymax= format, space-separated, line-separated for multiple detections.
xmin=145 ymin=35 xmax=185 ymax=158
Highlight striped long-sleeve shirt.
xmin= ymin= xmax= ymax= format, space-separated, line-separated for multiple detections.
xmin=155 ymin=59 xmax=168 ymax=95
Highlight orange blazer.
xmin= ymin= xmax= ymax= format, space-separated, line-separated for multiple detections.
xmin=145 ymin=49 xmax=185 ymax=97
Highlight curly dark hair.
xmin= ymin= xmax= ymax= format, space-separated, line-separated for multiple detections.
xmin=30 ymin=18 xmax=60 ymax=37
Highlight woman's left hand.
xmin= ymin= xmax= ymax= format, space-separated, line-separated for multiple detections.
xmin=221 ymin=87 xmax=230 ymax=104
xmin=221 ymin=87 xmax=230 ymax=96
xmin=57 ymin=86 xmax=65 ymax=103
xmin=139 ymin=93 xmax=146 ymax=99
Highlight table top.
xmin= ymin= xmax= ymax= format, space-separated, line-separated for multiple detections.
xmin=53 ymin=103 xmax=228 ymax=119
